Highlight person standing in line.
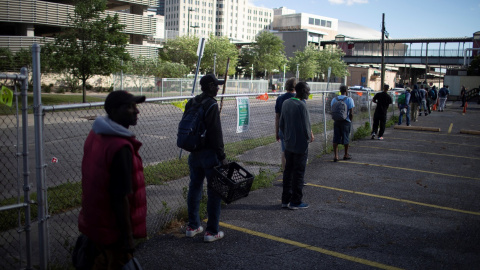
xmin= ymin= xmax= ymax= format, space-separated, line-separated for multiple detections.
xmin=371 ymin=84 xmax=393 ymax=140
xmin=78 ymin=90 xmax=147 ymax=269
xmin=418 ymin=85 xmax=429 ymax=116
xmin=397 ymin=87 xmax=411 ymax=126
xmin=332 ymin=85 xmax=355 ymax=162
xmin=460 ymin=85 xmax=466 ymax=107
xmin=275 ymin=77 xmax=297 ymax=171
xmin=279 ymin=82 xmax=314 ymax=210
xmin=438 ymin=85 xmax=449 ymax=112
xmin=185 ymin=74 xmax=228 ymax=242
xmin=424 ymin=85 xmax=432 ymax=114
xmin=410 ymin=84 xmax=421 ymax=122
xmin=429 ymin=85 xmax=438 ymax=112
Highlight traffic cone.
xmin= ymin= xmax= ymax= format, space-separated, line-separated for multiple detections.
xmin=462 ymin=102 xmax=467 ymax=114
xmin=433 ymin=102 xmax=437 ymax=111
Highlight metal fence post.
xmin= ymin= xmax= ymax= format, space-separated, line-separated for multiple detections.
xmin=323 ymin=92 xmax=328 ymax=153
xmin=32 ymin=43 xmax=48 ymax=270
xmin=20 ymin=67 xmax=33 ymax=270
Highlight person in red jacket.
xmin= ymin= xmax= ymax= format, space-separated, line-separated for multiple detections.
xmin=78 ymin=90 xmax=146 ymax=269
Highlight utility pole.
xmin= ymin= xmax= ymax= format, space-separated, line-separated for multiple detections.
xmin=213 ymin=53 xmax=217 ymax=75
xmin=380 ymin=13 xmax=385 ymax=91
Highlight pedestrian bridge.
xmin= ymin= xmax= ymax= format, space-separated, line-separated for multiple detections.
xmin=322 ymin=34 xmax=480 ymax=67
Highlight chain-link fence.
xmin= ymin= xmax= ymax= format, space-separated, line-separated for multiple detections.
xmin=0 ymin=69 xmax=34 ymax=270
xmin=1 ymin=72 xmax=405 ymax=268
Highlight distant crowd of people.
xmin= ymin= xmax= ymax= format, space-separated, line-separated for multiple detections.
xmin=396 ymin=83 xmax=451 ymax=128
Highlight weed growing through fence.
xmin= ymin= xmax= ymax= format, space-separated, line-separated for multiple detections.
xmin=353 ymin=122 xmax=372 ymax=141
xmin=251 ymin=168 xmax=276 ymax=190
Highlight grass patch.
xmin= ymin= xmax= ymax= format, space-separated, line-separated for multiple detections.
xmin=143 ymin=156 xmax=190 ymax=185
xmin=224 ymin=135 xmax=276 ymax=157
xmin=0 ymin=181 xmax=82 ymax=232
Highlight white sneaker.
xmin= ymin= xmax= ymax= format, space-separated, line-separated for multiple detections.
xmin=204 ymin=231 xmax=224 ymax=242
xmin=186 ymin=226 xmax=204 ymax=237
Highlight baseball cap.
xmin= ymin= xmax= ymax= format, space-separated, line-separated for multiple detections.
xmin=104 ymin=90 xmax=146 ymax=115
xmin=200 ymin=74 xmax=225 ymax=88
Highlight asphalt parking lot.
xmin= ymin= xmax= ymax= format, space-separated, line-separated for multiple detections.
xmin=135 ymin=100 xmax=480 ymax=270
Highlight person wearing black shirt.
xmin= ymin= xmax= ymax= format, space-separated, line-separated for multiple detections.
xmin=371 ymin=84 xmax=393 ymax=140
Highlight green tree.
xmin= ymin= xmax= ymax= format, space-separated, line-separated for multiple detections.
xmin=251 ymin=31 xmax=287 ymax=78
xmin=203 ymin=34 xmax=239 ymax=77
xmin=288 ymin=46 xmax=319 ymax=80
xmin=0 ymin=48 xmax=15 ymax=71
xmin=316 ymin=47 xmax=349 ymax=80
xmin=467 ymin=55 xmax=480 ymax=76
xmin=43 ymin=0 xmax=130 ymax=102
xmin=159 ymin=35 xmax=198 ymax=73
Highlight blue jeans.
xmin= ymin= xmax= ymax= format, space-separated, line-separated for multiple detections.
xmin=398 ymin=105 xmax=410 ymax=126
xmin=187 ymin=149 xmax=222 ymax=234
xmin=282 ymin=149 xmax=308 ymax=205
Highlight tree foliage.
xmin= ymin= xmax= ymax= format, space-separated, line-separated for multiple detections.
xmin=202 ymin=34 xmax=239 ymax=77
xmin=288 ymin=45 xmax=348 ymax=81
xmin=251 ymin=31 xmax=287 ymax=77
xmin=125 ymin=56 xmax=189 ymax=78
xmin=43 ymin=0 xmax=130 ymax=102
xmin=159 ymin=35 xmax=198 ymax=73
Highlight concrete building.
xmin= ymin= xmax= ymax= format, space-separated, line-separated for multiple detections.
xmin=163 ymin=0 xmax=273 ymax=42
xmin=0 ymin=0 xmax=159 ymax=58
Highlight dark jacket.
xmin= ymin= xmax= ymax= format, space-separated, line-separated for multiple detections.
xmin=185 ymin=93 xmax=226 ymax=161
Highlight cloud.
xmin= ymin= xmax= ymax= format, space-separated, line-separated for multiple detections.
xmin=329 ymin=0 xmax=368 ymax=5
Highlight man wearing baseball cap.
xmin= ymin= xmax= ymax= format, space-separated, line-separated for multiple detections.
xmin=184 ymin=74 xmax=228 ymax=242
xmin=77 ymin=90 xmax=147 ymax=268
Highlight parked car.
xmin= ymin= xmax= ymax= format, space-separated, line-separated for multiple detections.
xmin=348 ymin=86 xmax=373 ymax=111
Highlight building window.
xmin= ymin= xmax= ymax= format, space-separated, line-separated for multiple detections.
xmin=315 ymin=19 xmax=320 ymax=26
xmin=321 ymin=20 xmax=326 ymax=27
xmin=327 ymin=21 xmax=332 ymax=28
xmin=309 ymin=18 xmax=314 ymax=25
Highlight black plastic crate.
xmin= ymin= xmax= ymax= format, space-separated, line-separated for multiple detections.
xmin=209 ymin=162 xmax=254 ymax=204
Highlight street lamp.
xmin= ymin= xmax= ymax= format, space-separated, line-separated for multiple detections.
xmin=187 ymin=8 xmax=194 ymax=36
xmin=213 ymin=53 xmax=217 ymax=75
xmin=296 ymin=64 xmax=299 ymax=80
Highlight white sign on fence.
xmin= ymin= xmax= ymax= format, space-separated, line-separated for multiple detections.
xmin=236 ymin=97 xmax=250 ymax=133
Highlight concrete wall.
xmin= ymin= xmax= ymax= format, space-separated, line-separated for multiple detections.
xmin=444 ymin=75 xmax=480 ymax=95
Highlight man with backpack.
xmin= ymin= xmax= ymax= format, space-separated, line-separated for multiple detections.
xmin=371 ymin=84 xmax=393 ymax=140
xmin=438 ymin=85 xmax=450 ymax=112
xmin=410 ymin=84 xmax=421 ymax=122
xmin=397 ymin=88 xmax=411 ymax=126
xmin=331 ymin=85 xmax=355 ymax=162
xmin=182 ymin=74 xmax=228 ymax=242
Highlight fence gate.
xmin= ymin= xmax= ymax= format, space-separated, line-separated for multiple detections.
xmin=0 ymin=68 xmax=33 ymax=270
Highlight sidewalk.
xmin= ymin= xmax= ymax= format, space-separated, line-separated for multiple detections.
xmin=134 ymin=100 xmax=480 ymax=269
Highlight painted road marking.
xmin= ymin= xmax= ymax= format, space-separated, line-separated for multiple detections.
xmin=448 ymin=123 xmax=453 ymax=134
xmin=339 ymin=160 xmax=480 ymax=181
xmin=389 ymin=137 xmax=480 ymax=148
xmin=306 ymin=183 xmax=480 ymax=216
xmin=356 ymin=145 xmax=480 ymax=160
xmin=219 ymin=222 xmax=404 ymax=270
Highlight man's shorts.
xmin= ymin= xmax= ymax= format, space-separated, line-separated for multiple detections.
xmin=333 ymin=120 xmax=351 ymax=145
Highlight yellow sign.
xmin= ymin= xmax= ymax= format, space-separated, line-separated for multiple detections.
xmin=0 ymin=85 xmax=13 ymax=107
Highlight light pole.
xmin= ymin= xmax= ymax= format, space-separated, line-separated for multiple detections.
xmin=296 ymin=64 xmax=299 ymax=80
xmin=213 ymin=53 xmax=217 ymax=75
xmin=187 ymin=8 xmax=194 ymax=36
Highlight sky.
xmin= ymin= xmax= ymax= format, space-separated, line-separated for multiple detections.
xmin=251 ymin=0 xmax=480 ymax=39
